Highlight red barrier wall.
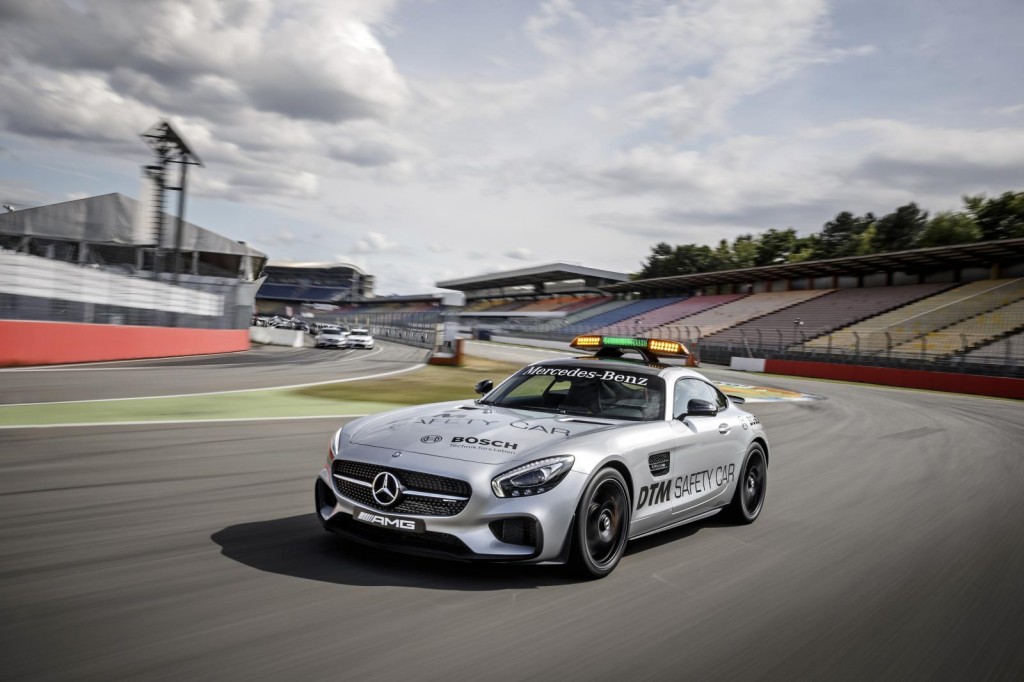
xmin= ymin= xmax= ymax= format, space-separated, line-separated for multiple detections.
xmin=0 ymin=320 xmax=250 ymax=367
xmin=764 ymin=359 xmax=1024 ymax=400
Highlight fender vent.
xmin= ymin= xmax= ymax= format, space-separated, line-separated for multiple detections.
xmin=649 ymin=452 xmax=670 ymax=476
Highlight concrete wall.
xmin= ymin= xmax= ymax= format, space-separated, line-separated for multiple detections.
xmin=0 ymin=320 xmax=249 ymax=367
xmin=764 ymin=358 xmax=1024 ymax=400
xmin=248 ymin=326 xmax=311 ymax=348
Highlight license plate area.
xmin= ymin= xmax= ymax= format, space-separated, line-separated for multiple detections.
xmin=353 ymin=507 xmax=425 ymax=533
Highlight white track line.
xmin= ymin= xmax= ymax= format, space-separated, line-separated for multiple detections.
xmin=2 ymin=355 xmax=423 ymax=407
xmin=0 ymin=349 xmax=256 ymax=372
xmin=0 ymin=414 xmax=371 ymax=430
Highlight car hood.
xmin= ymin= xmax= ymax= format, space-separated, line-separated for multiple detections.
xmin=346 ymin=401 xmax=618 ymax=465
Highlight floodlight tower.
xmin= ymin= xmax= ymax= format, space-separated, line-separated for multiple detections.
xmin=140 ymin=120 xmax=203 ymax=278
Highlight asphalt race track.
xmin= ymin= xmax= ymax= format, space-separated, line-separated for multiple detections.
xmin=1 ymin=342 xmax=1022 ymax=681
xmin=0 ymin=343 xmax=430 ymax=404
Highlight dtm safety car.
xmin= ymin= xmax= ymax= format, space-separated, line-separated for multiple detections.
xmin=314 ymin=336 xmax=768 ymax=578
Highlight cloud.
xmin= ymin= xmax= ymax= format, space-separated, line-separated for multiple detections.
xmin=504 ymin=248 xmax=533 ymax=260
xmin=0 ymin=0 xmax=411 ymax=202
xmin=352 ymin=232 xmax=399 ymax=254
xmin=580 ymin=119 xmax=1024 ymax=239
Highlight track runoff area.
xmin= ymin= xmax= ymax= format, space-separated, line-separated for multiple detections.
xmin=1 ymin=340 xmax=1022 ymax=681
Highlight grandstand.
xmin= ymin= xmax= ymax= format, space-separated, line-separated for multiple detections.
xmin=256 ymin=261 xmax=374 ymax=313
xmin=436 ymin=239 xmax=1024 ymax=377
xmin=0 ymin=193 xmax=267 ymax=365
xmin=703 ymin=283 xmax=953 ymax=350
xmin=800 ymin=278 xmax=1024 ymax=355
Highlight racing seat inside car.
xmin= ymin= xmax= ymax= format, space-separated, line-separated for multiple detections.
xmin=561 ymin=379 xmax=605 ymax=415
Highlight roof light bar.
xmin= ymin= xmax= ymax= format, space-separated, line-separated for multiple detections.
xmin=569 ymin=335 xmax=690 ymax=357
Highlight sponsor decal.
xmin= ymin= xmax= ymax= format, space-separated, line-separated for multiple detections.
xmin=510 ymin=420 xmax=571 ymax=437
xmin=522 ymin=366 xmax=649 ymax=386
xmin=635 ymin=464 xmax=737 ymax=510
xmin=420 ymin=435 xmax=443 ymax=444
xmin=450 ymin=436 xmax=518 ymax=450
xmin=353 ymin=507 xmax=423 ymax=533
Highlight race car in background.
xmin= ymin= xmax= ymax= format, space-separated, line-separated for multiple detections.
xmin=315 ymin=326 xmax=348 ymax=349
xmin=314 ymin=335 xmax=768 ymax=578
xmin=346 ymin=328 xmax=374 ymax=349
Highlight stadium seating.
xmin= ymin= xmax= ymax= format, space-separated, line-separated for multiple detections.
xmin=962 ymin=327 xmax=1024 ymax=365
xmin=886 ymin=298 xmax=1024 ymax=357
xmin=556 ymin=299 xmax=636 ymax=327
xmin=652 ymin=290 xmax=831 ymax=340
xmin=638 ymin=294 xmax=747 ymax=334
xmin=584 ymin=297 xmax=685 ymax=334
xmin=804 ymin=278 xmax=1024 ymax=354
xmin=704 ymin=283 xmax=952 ymax=349
xmin=461 ymin=299 xmax=509 ymax=312
xmin=513 ymin=296 xmax=582 ymax=312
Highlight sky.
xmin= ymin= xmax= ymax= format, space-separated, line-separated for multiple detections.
xmin=1 ymin=0 xmax=1023 ymax=295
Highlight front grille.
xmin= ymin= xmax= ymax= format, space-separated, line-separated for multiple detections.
xmin=332 ymin=459 xmax=472 ymax=517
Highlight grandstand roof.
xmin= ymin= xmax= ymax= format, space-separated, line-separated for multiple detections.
xmin=0 ymin=193 xmax=266 ymax=260
xmin=437 ymin=263 xmax=629 ymax=291
xmin=603 ymin=238 xmax=1024 ymax=293
xmin=265 ymin=260 xmax=367 ymax=275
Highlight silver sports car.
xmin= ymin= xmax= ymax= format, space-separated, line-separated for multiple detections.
xmin=314 ymin=336 xmax=769 ymax=578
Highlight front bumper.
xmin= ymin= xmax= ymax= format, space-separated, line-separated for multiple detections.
xmin=314 ymin=453 xmax=583 ymax=563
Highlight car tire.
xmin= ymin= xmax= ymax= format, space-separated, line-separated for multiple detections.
xmin=568 ymin=468 xmax=631 ymax=579
xmin=725 ymin=442 xmax=767 ymax=524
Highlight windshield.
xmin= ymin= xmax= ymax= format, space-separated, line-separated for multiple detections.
xmin=484 ymin=364 xmax=665 ymax=421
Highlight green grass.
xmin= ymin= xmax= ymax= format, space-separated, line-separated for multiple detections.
xmin=0 ymin=358 xmax=524 ymax=427
xmin=294 ymin=357 xmax=521 ymax=405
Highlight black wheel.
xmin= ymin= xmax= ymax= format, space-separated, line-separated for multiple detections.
xmin=726 ymin=443 xmax=767 ymax=524
xmin=568 ymin=468 xmax=631 ymax=579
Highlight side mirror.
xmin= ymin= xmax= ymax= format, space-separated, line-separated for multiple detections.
xmin=678 ymin=398 xmax=717 ymax=419
xmin=474 ymin=379 xmax=493 ymax=395
xmin=727 ymin=394 xmax=745 ymax=405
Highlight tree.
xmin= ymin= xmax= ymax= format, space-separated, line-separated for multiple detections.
xmin=872 ymin=203 xmax=928 ymax=252
xmin=814 ymin=212 xmax=874 ymax=259
xmin=754 ymin=228 xmax=799 ymax=266
xmin=635 ymin=242 xmax=676 ymax=279
xmin=713 ymin=239 xmax=733 ymax=271
xmin=916 ymin=211 xmax=982 ymax=247
xmin=964 ymin=192 xmax=1024 ymax=241
xmin=732 ymin=234 xmax=758 ymax=269
xmin=671 ymin=243 xmax=718 ymax=275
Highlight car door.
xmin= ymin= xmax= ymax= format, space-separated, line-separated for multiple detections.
xmin=669 ymin=378 xmax=743 ymax=516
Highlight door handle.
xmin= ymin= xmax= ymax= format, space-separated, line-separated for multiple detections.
xmin=718 ymin=423 xmax=731 ymax=434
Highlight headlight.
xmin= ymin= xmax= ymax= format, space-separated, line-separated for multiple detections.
xmin=327 ymin=430 xmax=342 ymax=466
xmin=491 ymin=456 xmax=575 ymax=498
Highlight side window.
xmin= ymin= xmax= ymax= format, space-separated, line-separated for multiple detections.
xmin=690 ymin=381 xmax=719 ymax=408
xmin=673 ymin=379 xmax=700 ymax=417
xmin=711 ymin=384 xmax=728 ymax=411
xmin=674 ymin=378 xmax=721 ymax=417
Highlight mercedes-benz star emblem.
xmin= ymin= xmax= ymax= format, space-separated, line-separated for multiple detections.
xmin=371 ymin=471 xmax=403 ymax=507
